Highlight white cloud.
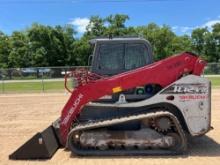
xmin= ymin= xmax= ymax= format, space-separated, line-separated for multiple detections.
xmin=202 ymin=19 xmax=220 ymax=29
xmin=171 ymin=26 xmax=178 ymax=31
xmin=172 ymin=16 xmax=220 ymax=34
xmin=172 ymin=26 xmax=196 ymax=33
xmin=69 ymin=17 xmax=90 ymax=33
xmin=180 ymin=26 xmax=195 ymax=33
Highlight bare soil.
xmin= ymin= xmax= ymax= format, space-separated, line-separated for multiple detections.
xmin=1 ymin=90 xmax=220 ymax=165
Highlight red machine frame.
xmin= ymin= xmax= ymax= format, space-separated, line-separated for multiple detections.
xmin=60 ymin=52 xmax=206 ymax=145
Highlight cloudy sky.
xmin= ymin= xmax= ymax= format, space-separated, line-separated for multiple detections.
xmin=0 ymin=0 xmax=220 ymax=36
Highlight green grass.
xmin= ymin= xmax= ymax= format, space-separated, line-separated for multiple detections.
xmin=0 ymin=77 xmax=219 ymax=93
xmin=207 ymin=77 xmax=220 ymax=87
xmin=0 ymin=80 xmax=73 ymax=93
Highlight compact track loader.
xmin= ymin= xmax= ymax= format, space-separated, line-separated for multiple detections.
xmin=9 ymin=37 xmax=212 ymax=159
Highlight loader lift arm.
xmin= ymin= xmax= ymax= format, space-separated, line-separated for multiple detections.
xmin=60 ymin=52 xmax=206 ymax=146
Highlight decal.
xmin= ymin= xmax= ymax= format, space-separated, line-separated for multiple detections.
xmin=112 ymin=86 xmax=122 ymax=93
xmin=179 ymin=95 xmax=208 ymax=100
xmin=161 ymin=83 xmax=208 ymax=94
xmin=61 ymin=93 xmax=84 ymax=126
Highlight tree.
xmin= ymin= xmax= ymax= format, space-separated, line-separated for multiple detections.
xmin=1 ymin=15 xmax=220 ymax=69
xmin=0 ymin=32 xmax=11 ymax=68
xmin=212 ymin=23 xmax=220 ymax=62
xmin=203 ymin=32 xmax=218 ymax=62
xmin=27 ymin=24 xmax=51 ymax=66
xmin=191 ymin=26 xmax=219 ymax=62
xmin=27 ymin=23 xmax=76 ymax=67
xmin=85 ymin=16 xmax=106 ymax=37
xmin=137 ymin=23 xmax=176 ymax=60
xmin=191 ymin=27 xmax=208 ymax=55
xmin=71 ymin=36 xmax=92 ymax=66
xmin=170 ymin=35 xmax=192 ymax=54
xmin=8 ymin=31 xmax=30 ymax=68
xmin=85 ymin=14 xmax=130 ymax=38
xmin=105 ymin=14 xmax=129 ymax=36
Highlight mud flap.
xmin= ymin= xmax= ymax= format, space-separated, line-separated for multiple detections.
xmin=9 ymin=125 xmax=59 ymax=159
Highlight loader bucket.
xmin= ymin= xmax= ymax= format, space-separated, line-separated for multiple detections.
xmin=9 ymin=125 xmax=60 ymax=160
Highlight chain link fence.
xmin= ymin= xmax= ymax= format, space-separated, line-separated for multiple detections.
xmin=204 ymin=63 xmax=220 ymax=75
xmin=0 ymin=63 xmax=219 ymax=93
xmin=0 ymin=66 xmax=90 ymax=93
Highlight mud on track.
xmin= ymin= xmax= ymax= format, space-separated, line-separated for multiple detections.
xmin=1 ymin=89 xmax=220 ymax=165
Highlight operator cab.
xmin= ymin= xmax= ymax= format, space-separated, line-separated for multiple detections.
xmin=90 ymin=37 xmax=153 ymax=76
xmin=87 ymin=37 xmax=160 ymax=103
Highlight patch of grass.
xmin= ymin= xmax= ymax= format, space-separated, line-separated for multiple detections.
xmin=0 ymin=80 xmax=73 ymax=93
xmin=0 ymin=77 xmax=219 ymax=93
xmin=206 ymin=77 xmax=220 ymax=87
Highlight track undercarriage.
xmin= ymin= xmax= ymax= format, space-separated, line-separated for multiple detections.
xmin=67 ymin=110 xmax=187 ymax=156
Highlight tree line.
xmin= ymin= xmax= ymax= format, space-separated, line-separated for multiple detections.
xmin=0 ymin=14 xmax=220 ymax=69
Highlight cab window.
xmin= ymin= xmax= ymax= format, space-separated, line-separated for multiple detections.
xmin=98 ymin=43 xmax=124 ymax=71
xmin=125 ymin=43 xmax=148 ymax=70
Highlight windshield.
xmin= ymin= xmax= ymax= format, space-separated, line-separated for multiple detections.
xmin=97 ymin=42 xmax=149 ymax=74
xmin=125 ymin=44 xmax=148 ymax=70
xmin=98 ymin=43 xmax=124 ymax=71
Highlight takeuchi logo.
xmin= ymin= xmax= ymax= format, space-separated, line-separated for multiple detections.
xmin=173 ymin=84 xmax=207 ymax=93
xmin=161 ymin=83 xmax=208 ymax=94
xmin=61 ymin=93 xmax=84 ymax=126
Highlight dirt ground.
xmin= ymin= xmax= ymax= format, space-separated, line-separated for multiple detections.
xmin=0 ymin=89 xmax=220 ymax=165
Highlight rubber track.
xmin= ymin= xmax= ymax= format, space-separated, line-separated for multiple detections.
xmin=67 ymin=111 xmax=188 ymax=156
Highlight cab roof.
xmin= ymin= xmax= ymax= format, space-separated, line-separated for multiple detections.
xmin=89 ymin=37 xmax=148 ymax=45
